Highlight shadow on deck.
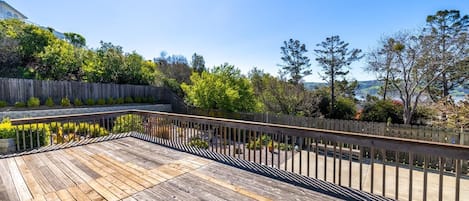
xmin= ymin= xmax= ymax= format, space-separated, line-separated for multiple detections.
xmin=0 ymin=133 xmax=390 ymax=201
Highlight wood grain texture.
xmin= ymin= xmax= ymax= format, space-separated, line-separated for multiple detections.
xmin=0 ymin=137 xmax=341 ymax=201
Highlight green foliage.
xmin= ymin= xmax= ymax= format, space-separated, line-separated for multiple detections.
xmin=319 ymin=95 xmax=357 ymax=120
xmin=124 ymin=96 xmax=133 ymax=103
xmin=112 ymin=114 xmax=144 ymax=133
xmin=182 ymin=63 xmax=259 ymax=112
xmin=97 ymin=98 xmax=106 ymax=105
xmin=247 ymin=138 xmax=262 ymax=150
xmin=314 ymin=36 xmax=363 ymax=116
xmin=141 ymin=97 xmax=148 ymax=103
xmin=116 ymin=97 xmax=124 ymax=104
xmin=361 ymin=100 xmax=404 ymax=123
xmin=279 ymin=38 xmax=311 ymax=85
xmin=106 ymin=97 xmax=115 ymax=105
xmin=27 ymin=97 xmax=40 ymax=107
xmin=134 ymin=96 xmax=142 ymax=103
xmin=0 ymin=101 xmax=7 ymax=107
xmin=86 ymin=98 xmax=95 ymax=106
xmin=60 ymin=97 xmax=71 ymax=107
xmin=147 ymin=96 xmax=155 ymax=104
xmin=0 ymin=19 xmax=162 ymax=85
xmin=73 ymin=98 xmax=83 ymax=106
xmin=0 ymin=119 xmax=15 ymax=139
xmin=45 ymin=97 xmax=54 ymax=107
xmin=191 ymin=53 xmax=206 ymax=73
xmin=188 ymin=137 xmax=209 ymax=149
xmin=14 ymin=101 xmax=25 ymax=108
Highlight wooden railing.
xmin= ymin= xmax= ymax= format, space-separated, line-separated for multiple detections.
xmin=7 ymin=110 xmax=469 ymax=201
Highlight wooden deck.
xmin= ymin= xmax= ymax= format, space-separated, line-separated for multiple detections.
xmin=0 ymin=137 xmax=341 ymax=201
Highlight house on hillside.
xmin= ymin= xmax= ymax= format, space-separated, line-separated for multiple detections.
xmin=0 ymin=1 xmax=65 ymax=39
xmin=0 ymin=0 xmax=27 ymax=20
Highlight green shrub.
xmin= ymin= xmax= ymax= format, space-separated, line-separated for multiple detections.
xmin=147 ymin=97 xmax=155 ymax=104
xmin=97 ymin=98 xmax=106 ymax=105
xmin=361 ymin=100 xmax=403 ymax=123
xmin=189 ymin=137 xmax=209 ymax=149
xmin=73 ymin=98 xmax=83 ymax=106
xmin=141 ymin=97 xmax=148 ymax=103
xmin=27 ymin=97 xmax=40 ymax=107
xmin=116 ymin=97 xmax=125 ymax=104
xmin=134 ymin=96 xmax=142 ymax=103
xmin=247 ymin=138 xmax=262 ymax=150
xmin=124 ymin=96 xmax=133 ymax=103
xmin=319 ymin=96 xmax=357 ymax=120
xmin=45 ymin=97 xmax=54 ymax=107
xmin=86 ymin=98 xmax=95 ymax=106
xmin=14 ymin=101 xmax=25 ymax=108
xmin=112 ymin=114 xmax=144 ymax=133
xmin=106 ymin=97 xmax=115 ymax=105
xmin=61 ymin=97 xmax=71 ymax=107
xmin=0 ymin=119 xmax=15 ymax=139
xmin=0 ymin=101 xmax=7 ymax=107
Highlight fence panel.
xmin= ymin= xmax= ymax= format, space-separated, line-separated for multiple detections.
xmin=0 ymin=78 xmax=169 ymax=104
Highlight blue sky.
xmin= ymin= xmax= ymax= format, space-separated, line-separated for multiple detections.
xmin=8 ymin=0 xmax=469 ymax=82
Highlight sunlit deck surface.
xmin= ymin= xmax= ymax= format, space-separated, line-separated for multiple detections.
xmin=0 ymin=137 xmax=342 ymax=201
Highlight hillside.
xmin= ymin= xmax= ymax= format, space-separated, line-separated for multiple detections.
xmin=304 ymin=80 xmax=468 ymax=100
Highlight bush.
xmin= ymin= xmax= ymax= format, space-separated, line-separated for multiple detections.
xmin=147 ymin=97 xmax=155 ymax=104
xmin=116 ymin=97 xmax=125 ymax=104
xmin=112 ymin=114 xmax=144 ymax=133
xmin=141 ymin=97 xmax=148 ymax=103
xmin=361 ymin=100 xmax=403 ymax=124
xmin=0 ymin=101 xmax=7 ymax=107
xmin=14 ymin=101 xmax=25 ymax=108
xmin=73 ymin=98 xmax=83 ymax=106
xmin=319 ymin=96 xmax=357 ymax=120
xmin=247 ymin=138 xmax=262 ymax=150
xmin=189 ymin=137 xmax=209 ymax=149
xmin=86 ymin=98 xmax=95 ymax=106
xmin=134 ymin=96 xmax=142 ymax=103
xmin=45 ymin=97 xmax=54 ymax=107
xmin=61 ymin=97 xmax=71 ymax=107
xmin=124 ymin=96 xmax=133 ymax=103
xmin=97 ymin=98 xmax=106 ymax=105
xmin=106 ymin=97 xmax=115 ymax=105
xmin=0 ymin=119 xmax=15 ymax=139
xmin=27 ymin=97 xmax=40 ymax=107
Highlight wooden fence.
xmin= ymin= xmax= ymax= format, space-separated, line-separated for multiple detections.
xmin=184 ymin=108 xmax=469 ymax=145
xmin=0 ymin=78 xmax=170 ymax=104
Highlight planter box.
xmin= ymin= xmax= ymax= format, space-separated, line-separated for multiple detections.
xmin=0 ymin=138 xmax=16 ymax=154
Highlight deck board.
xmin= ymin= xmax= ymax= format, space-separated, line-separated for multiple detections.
xmin=0 ymin=137 xmax=341 ymax=201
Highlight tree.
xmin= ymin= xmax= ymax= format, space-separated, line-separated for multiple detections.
xmin=154 ymin=52 xmax=192 ymax=84
xmin=366 ymin=38 xmax=396 ymax=100
xmin=249 ymin=68 xmax=321 ymax=116
xmin=191 ymin=53 xmax=206 ymax=73
xmin=181 ymin=63 xmax=258 ymax=112
xmin=383 ymin=33 xmax=452 ymax=124
xmin=37 ymin=39 xmax=85 ymax=80
xmin=93 ymin=41 xmax=125 ymax=83
xmin=279 ymin=39 xmax=311 ymax=85
xmin=64 ymin=32 xmax=86 ymax=48
xmin=314 ymin=35 xmax=363 ymax=115
xmin=423 ymin=10 xmax=469 ymax=101
xmin=0 ymin=33 xmax=21 ymax=77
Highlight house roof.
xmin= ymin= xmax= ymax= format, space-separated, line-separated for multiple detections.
xmin=0 ymin=0 xmax=27 ymax=19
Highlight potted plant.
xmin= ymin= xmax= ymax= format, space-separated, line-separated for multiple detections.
xmin=0 ymin=119 xmax=16 ymax=154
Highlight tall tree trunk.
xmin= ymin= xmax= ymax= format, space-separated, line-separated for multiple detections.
xmin=330 ymin=70 xmax=335 ymax=117
xmin=383 ymin=71 xmax=389 ymax=100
